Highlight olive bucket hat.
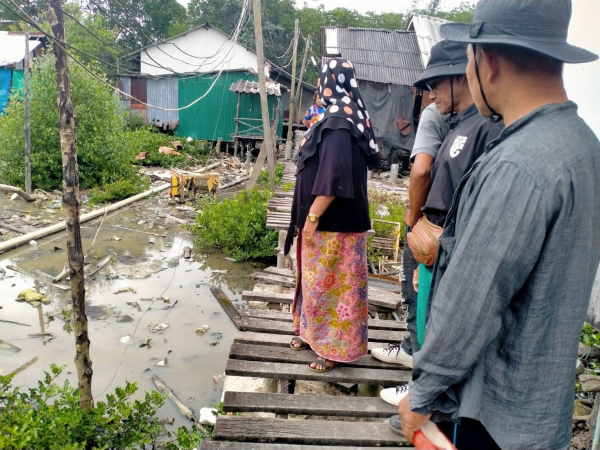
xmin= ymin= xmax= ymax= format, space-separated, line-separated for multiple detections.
xmin=413 ymin=40 xmax=468 ymax=91
xmin=439 ymin=0 xmax=598 ymax=64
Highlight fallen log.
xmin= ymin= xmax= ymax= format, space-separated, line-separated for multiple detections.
xmin=0 ymin=184 xmax=37 ymax=202
xmin=151 ymin=375 xmax=209 ymax=435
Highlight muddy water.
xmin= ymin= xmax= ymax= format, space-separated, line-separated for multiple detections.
xmin=0 ymin=197 xmax=265 ymax=427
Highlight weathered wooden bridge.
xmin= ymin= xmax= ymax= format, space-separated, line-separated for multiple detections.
xmin=201 ymin=162 xmax=411 ymax=449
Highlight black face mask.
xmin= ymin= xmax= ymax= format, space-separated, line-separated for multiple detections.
xmin=472 ymin=44 xmax=503 ymax=123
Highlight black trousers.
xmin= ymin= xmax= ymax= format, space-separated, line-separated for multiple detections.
xmin=401 ymin=238 xmax=420 ymax=355
xmin=437 ymin=419 xmax=501 ymax=450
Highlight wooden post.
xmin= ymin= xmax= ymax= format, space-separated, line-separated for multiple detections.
xmin=24 ymin=27 xmax=31 ymax=195
xmin=247 ymin=0 xmax=276 ymax=192
xmin=284 ymin=19 xmax=300 ymax=160
xmin=234 ymin=92 xmax=241 ymax=158
xmin=294 ymin=34 xmax=311 ymax=122
xmin=390 ymin=163 xmax=399 ymax=184
xmin=46 ymin=0 xmax=93 ymax=410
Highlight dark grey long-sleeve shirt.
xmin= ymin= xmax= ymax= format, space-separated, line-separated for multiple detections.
xmin=410 ymin=101 xmax=600 ymax=450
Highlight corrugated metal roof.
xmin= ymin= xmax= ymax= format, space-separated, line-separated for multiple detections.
xmin=321 ymin=27 xmax=424 ymax=86
xmin=229 ymin=79 xmax=286 ymax=96
xmin=407 ymin=14 xmax=448 ymax=67
xmin=0 ymin=32 xmax=41 ymax=67
xmin=147 ymin=78 xmax=179 ymax=130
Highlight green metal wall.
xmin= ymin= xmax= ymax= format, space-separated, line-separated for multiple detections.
xmin=178 ymin=71 xmax=284 ymax=143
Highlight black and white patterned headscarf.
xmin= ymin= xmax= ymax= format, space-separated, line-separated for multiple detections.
xmin=296 ymin=57 xmax=381 ymax=172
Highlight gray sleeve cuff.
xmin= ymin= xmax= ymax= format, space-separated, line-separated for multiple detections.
xmin=410 ymin=147 xmax=438 ymax=162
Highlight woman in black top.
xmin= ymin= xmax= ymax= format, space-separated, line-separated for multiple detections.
xmin=285 ymin=58 xmax=381 ymax=372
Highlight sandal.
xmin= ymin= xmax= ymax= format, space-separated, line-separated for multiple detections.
xmin=309 ymin=357 xmax=339 ymax=373
xmin=290 ymin=336 xmax=309 ymax=351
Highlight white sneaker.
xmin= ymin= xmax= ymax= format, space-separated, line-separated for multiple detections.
xmin=371 ymin=344 xmax=413 ymax=368
xmin=380 ymin=385 xmax=409 ymax=406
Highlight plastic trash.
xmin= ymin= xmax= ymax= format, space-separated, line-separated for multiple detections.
xmin=29 ymin=240 xmax=37 ymax=247
xmin=198 ymin=407 xmax=217 ymax=425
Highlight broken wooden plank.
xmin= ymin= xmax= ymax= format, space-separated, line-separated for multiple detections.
xmin=242 ymin=290 xmax=294 ymax=304
xmin=7 ymin=356 xmax=39 ymax=377
xmin=240 ymin=309 xmax=407 ymax=331
xmin=233 ymin=331 xmax=389 ymax=352
xmin=239 ymin=317 xmax=405 ymax=343
xmin=212 ymin=416 xmax=408 ymax=446
xmin=251 ymin=272 xmax=295 ymax=288
xmin=211 ymin=286 xmax=240 ymax=328
xmin=226 ymin=360 xmax=409 ymax=385
xmin=222 ymin=392 xmax=397 ymax=418
xmin=6 ymin=264 xmax=70 ymax=291
xmin=201 ymin=443 xmax=408 ymax=450
xmin=229 ymin=343 xmax=405 ymax=371
xmin=263 ymin=267 xmax=295 ymax=277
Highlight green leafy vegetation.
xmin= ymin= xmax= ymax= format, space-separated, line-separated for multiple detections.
xmin=368 ymin=190 xmax=406 ymax=262
xmin=0 ymin=364 xmax=203 ymax=450
xmin=0 ymin=55 xmax=137 ymax=192
xmin=258 ymin=162 xmax=285 ymax=188
xmin=581 ymin=324 xmax=600 ymax=349
xmin=88 ymin=177 xmax=150 ymax=204
xmin=190 ymin=189 xmax=278 ymax=261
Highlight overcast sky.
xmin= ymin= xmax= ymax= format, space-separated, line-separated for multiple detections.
xmin=176 ymin=0 xmax=472 ymax=15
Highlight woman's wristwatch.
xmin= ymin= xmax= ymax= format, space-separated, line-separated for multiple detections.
xmin=307 ymin=213 xmax=319 ymax=223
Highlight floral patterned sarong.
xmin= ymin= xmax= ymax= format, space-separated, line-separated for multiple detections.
xmin=293 ymin=230 xmax=369 ymax=362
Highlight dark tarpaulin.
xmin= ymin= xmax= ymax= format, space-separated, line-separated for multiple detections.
xmin=360 ymin=81 xmax=416 ymax=152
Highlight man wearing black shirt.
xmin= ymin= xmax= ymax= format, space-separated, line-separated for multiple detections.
xmin=373 ymin=41 xmax=502 ymax=404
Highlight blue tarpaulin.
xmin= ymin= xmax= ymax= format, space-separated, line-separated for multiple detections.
xmin=0 ymin=68 xmax=11 ymax=114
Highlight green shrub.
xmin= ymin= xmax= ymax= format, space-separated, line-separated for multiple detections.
xmin=0 ymin=55 xmax=137 ymax=191
xmin=126 ymin=128 xmax=211 ymax=167
xmin=88 ymin=177 xmax=150 ymax=204
xmin=368 ymin=192 xmax=406 ymax=262
xmin=190 ymin=189 xmax=277 ymax=261
xmin=0 ymin=364 xmax=203 ymax=450
xmin=582 ymin=324 xmax=600 ymax=348
xmin=258 ymin=163 xmax=285 ymax=188
xmin=124 ymin=110 xmax=147 ymax=130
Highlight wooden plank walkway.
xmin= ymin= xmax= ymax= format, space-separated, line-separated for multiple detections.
xmin=207 ymin=179 xmax=410 ymax=448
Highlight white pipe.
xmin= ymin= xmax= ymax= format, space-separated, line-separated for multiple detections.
xmin=0 ymin=162 xmax=221 ymax=254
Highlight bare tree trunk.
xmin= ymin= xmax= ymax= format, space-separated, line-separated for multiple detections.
xmin=249 ymin=0 xmax=276 ymax=192
xmin=46 ymin=0 xmax=93 ymax=410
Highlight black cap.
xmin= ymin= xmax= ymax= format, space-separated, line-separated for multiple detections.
xmin=440 ymin=0 xmax=597 ymax=64
xmin=413 ymin=41 xmax=468 ymax=91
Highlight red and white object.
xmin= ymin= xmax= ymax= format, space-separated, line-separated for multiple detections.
xmin=413 ymin=420 xmax=457 ymax=450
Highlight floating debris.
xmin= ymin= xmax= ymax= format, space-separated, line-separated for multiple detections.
xmin=0 ymin=340 xmax=21 ymax=354
xmin=16 ymin=289 xmax=50 ymax=306
xmin=120 ymin=336 xmax=132 ymax=345
xmin=114 ymin=287 xmax=137 ymax=294
xmin=224 ymin=257 xmax=237 ymax=262
xmin=210 ymin=341 xmax=220 ymax=347
xmin=149 ymin=323 xmax=169 ymax=333
xmin=111 ymin=236 xmax=122 ymax=241
xmin=195 ymin=324 xmax=210 ymax=336
xmin=139 ymin=337 xmax=152 ymax=348
xmin=155 ymin=358 xmax=168 ymax=367
xmin=161 ymin=297 xmax=171 ymax=304
xmin=126 ymin=301 xmax=142 ymax=312
xmin=198 ymin=407 xmax=218 ymax=426
xmin=29 ymin=240 xmax=37 ymax=247
xmin=210 ymin=332 xmax=223 ymax=340
xmin=183 ymin=246 xmax=193 ymax=259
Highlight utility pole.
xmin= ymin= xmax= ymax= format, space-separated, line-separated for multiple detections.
xmin=24 ymin=26 xmax=31 ymax=195
xmin=247 ymin=0 xmax=276 ymax=191
xmin=46 ymin=0 xmax=93 ymax=410
xmin=294 ymin=34 xmax=311 ymax=126
xmin=284 ymin=18 xmax=300 ymax=160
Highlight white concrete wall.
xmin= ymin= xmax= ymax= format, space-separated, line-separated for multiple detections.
xmin=565 ymin=1 xmax=600 ymax=327
xmin=140 ymin=26 xmax=259 ymax=76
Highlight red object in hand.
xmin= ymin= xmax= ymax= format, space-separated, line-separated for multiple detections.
xmin=413 ymin=421 xmax=457 ymax=450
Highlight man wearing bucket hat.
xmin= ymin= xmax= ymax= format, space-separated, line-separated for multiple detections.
xmin=372 ymin=40 xmax=501 ymax=402
xmin=392 ymin=0 xmax=600 ymax=449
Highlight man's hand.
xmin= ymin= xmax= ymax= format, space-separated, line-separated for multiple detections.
xmin=413 ymin=265 xmax=420 ymax=293
xmin=398 ymin=394 xmax=431 ymax=443
xmin=404 ymin=208 xmax=412 ymax=228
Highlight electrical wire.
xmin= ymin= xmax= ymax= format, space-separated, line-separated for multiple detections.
xmin=4 ymin=0 xmax=252 ymax=111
